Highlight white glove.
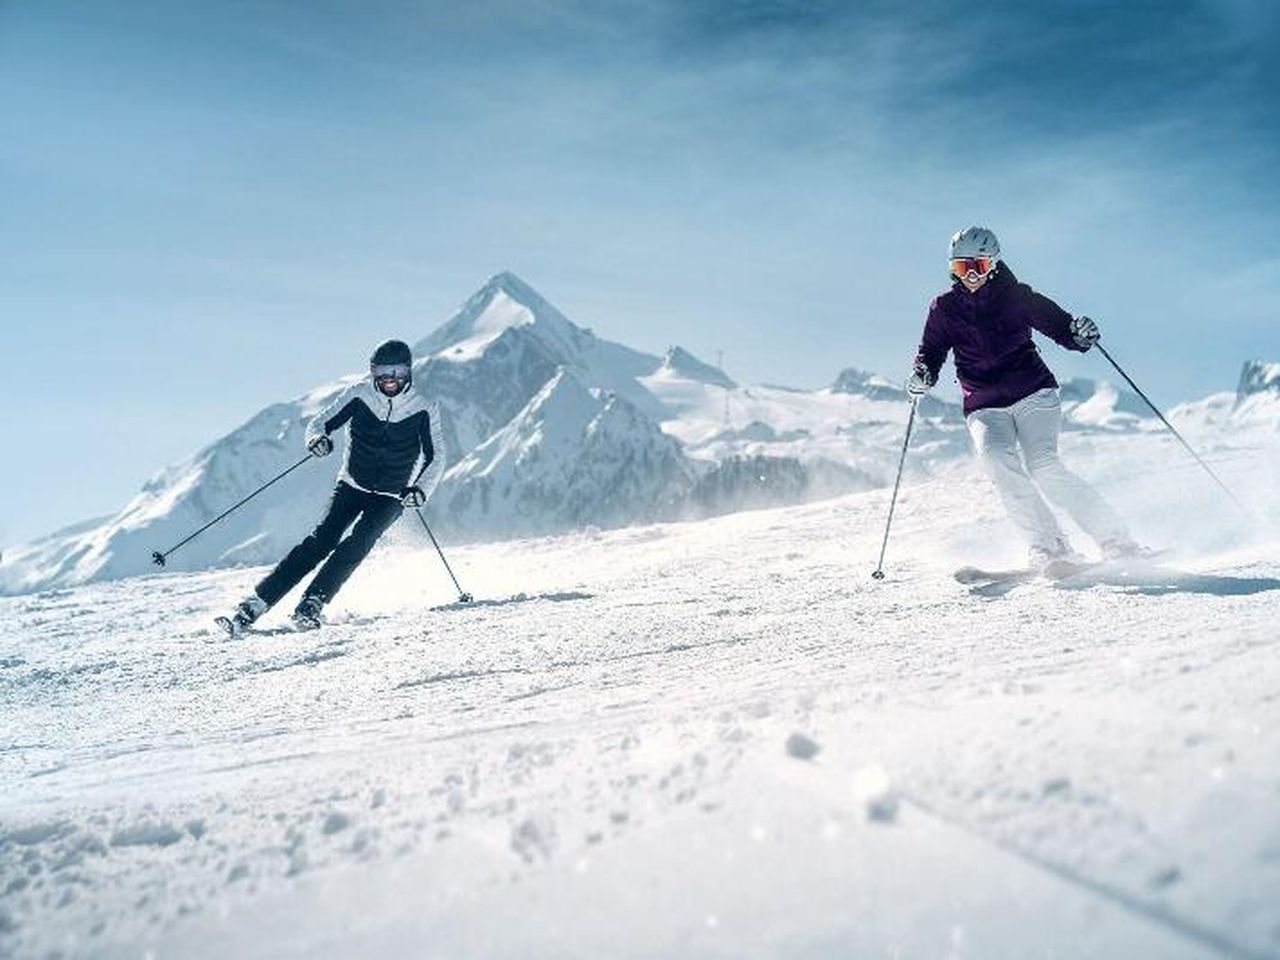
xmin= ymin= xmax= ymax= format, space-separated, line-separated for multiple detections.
xmin=1070 ymin=315 xmax=1100 ymax=350
xmin=400 ymin=486 xmax=426 ymax=508
xmin=905 ymin=361 xmax=935 ymax=397
xmin=308 ymin=435 xmax=333 ymax=458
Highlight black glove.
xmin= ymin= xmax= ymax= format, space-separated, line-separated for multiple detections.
xmin=400 ymin=485 xmax=426 ymax=508
xmin=308 ymin=435 xmax=333 ymax=458
xmin=1070 ymin=315 xmax=1100 ymax=350
xmin=905 ymin=360 xmax=935 ymax=397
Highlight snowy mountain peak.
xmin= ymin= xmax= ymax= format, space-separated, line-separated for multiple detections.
xmin=1225 ymin=359 xmax=1280 ymax=426
xmin=1057 ymin=378 xmax=1150 ymax=431
xmin=475 ymin=270 xmax=562 ymax=317
xmin=1237 ymin=360 xmax=1280 ymax=403
xmin=658 ymin=347 xmax=736 ymax=389
xmin=415 ymin=272 xmax=591 ymax=363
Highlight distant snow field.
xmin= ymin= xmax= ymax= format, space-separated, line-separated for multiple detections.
xmin=4 ymin=417 xmax=1280 ymax=958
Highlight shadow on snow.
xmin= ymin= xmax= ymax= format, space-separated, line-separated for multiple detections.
xmin=430 ymin=590 xmax=594 ymax=612
xmin=1053 ymin=571 xmax=1280 ymax=597
xmin=971 ymin=569 xmax=1280 ymax=599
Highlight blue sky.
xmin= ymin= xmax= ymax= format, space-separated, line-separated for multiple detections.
xmin=2 ymin=0 xmax=1278 ymax=544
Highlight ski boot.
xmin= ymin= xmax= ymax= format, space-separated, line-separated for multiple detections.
xmin=1100 ymin=538 xmax=1159 ymax=563
xmin=291 ymin=595 xmax=325 ymax=631
xmin=1030 ymin=540 xmax=1091 ymax=580
xmin=215 ymin=595 xmax=268 ymax=638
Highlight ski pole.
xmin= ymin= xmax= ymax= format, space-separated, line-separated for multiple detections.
xmin=1094 ymin=343 xmax=1249 ymax=517
xmin=150 ymin=454 xmax=313 ymax=567
xmin=872 ymin=396 xmax=918 ymax=580
xmin=414 ymin=508 xmax=473 ymax=603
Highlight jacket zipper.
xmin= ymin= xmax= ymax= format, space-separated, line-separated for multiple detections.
xmin=375 ymin=398 xmax=393 ymax=489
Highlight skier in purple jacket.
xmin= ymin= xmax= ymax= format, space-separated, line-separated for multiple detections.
xmin=907 ymin=227 xmax=1145 ymax=568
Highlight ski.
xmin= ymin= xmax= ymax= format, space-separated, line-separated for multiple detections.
xmin=954 ymin=559 xmax=1105 ymax=592
xmin=428 ymin=590 xmax=590 ymax=612
xmin=954 ymin=565 xmax=1033 ymax=585
xmin=213 ymin=616 xmax=328 ymax=638
xmin=954 ymin=553 xmax=1181 ymax=595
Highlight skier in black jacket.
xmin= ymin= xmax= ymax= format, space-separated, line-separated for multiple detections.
xmin=219 ymin=339 xmax=443 ymax=634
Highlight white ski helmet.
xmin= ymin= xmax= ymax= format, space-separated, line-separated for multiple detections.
xmin=949 ymin=226 xmax=1000 ymax=261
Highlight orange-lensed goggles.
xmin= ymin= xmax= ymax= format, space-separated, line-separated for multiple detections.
xmin=951 ymin=257 xmax=996 ymax=278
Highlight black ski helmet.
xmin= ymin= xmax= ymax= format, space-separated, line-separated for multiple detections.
xmin=370 ymin=339 xmax=413 ymax=393
xmin=370 ymin=339 xmax=412 ymax=367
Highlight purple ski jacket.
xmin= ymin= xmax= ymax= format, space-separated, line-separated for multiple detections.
xmin=914 ymin=263 xmax=1086 ymax=416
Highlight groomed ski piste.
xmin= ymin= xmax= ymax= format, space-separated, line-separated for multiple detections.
xmin=3 ymin=422 xmax=1279 ymax=959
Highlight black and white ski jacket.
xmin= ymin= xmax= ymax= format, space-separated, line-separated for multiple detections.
xmin=305 ymin=379 xmax=444 ymax=499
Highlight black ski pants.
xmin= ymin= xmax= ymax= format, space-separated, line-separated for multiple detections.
xmin=256 ymin=482 xmax=402 ymax=607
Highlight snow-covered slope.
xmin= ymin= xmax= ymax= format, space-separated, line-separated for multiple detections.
xmin=0 ymin=389 xmax=352 ymax=592
xmin=435 ymin=369 xmax=692 ymax=537
xmin=1170 ymin=359 xmax=1280 ymax=434
xmin=3 ymin=421 xmax=1278 ymax=959
xmin=646 ymin=364 xmax=968 ymax=483
xmin=1058 ymin=377 xmax=1151 ymax=431
xmin=657 ymin=345 xmax=737 ymax=389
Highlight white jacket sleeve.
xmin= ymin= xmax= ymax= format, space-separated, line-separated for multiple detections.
xmin=413 ymin=401 xmax=447 ymax=502
xmin=305 ymin=383 xmax=361 ymax=448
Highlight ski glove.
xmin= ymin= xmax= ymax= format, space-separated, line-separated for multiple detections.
xmin=399 ymin=485 xmax=426 ymax=508
xmin=1070 ymin=315 xmax=1100 ymax=350
xmin=905 ymin=361 xmax=935 ymax=397
xmin=308 ymin=435 xmax=333 ymax=458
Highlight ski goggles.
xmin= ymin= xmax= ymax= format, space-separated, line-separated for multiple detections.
xmin=951 ymin=257 xmax=997 ymax=279
xmin=371 ymin=363 xmax=411 ymax=381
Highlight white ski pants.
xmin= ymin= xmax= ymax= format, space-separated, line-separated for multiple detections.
xmin=966 ymin=387 xmax=1128 ymax=554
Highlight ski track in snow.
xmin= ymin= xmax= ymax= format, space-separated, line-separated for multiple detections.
xmin=2 ymin=432 xmax=1280 ymax=959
